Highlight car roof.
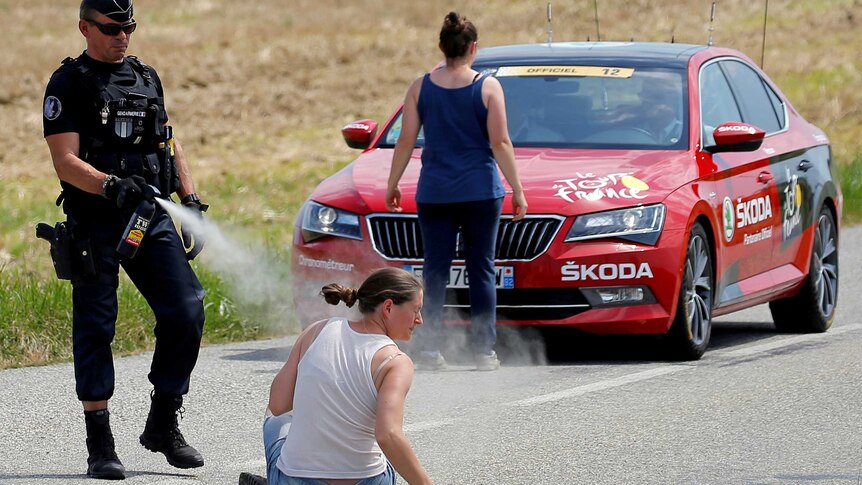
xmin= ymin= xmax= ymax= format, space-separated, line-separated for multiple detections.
xmin=474 ymin=42 xmax=709 ymax=69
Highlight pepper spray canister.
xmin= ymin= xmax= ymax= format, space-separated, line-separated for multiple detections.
xmin=116 ymin=186 xmax=159 ymax=259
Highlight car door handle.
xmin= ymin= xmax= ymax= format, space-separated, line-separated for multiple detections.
xmin=757 ymin=171 xmax=774 ymax=184
xmin=798 ymin=160 xmax=813 ymax=172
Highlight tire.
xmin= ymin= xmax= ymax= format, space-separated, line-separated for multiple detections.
xmin=769 ymin=207 xmax=838 ymax=333
xmin=666 ymin=223 xmax=714 ymax=360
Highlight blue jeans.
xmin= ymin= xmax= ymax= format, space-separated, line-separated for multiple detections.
xmin=416 ymin=197 xmax=503 ymax=355
xmin=263 ymin=413 xmax=396 ymax=485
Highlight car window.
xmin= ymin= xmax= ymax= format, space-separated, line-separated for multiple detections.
xmin=720 ymin=60 xmax=782 ymax=133
xmin=763 ymin=80 xmax=786 ymax=129
xmin=699 ymin=62 xmax=742 ymax=146
xmin=379 ymin=66 xmax=688 ymax=150
xmin=383 ymin=114 xmax=425 ymax=146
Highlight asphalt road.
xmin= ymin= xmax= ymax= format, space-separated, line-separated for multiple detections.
xmin=1 ymin=225 xmax=860 ymax=485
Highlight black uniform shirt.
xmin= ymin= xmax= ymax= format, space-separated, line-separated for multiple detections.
xmin=43 ymin=51 xmax=167 ymax=140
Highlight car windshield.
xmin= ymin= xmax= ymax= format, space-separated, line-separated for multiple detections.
xmin=379 ymin=65 xmax=688 ymax=150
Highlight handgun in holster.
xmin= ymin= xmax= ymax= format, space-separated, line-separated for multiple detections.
xmin=36 ymin=222 xmax=73 ymax=280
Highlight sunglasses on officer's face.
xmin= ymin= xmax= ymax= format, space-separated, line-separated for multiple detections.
xmin=85 ymin=19 xmax=137 ymax=36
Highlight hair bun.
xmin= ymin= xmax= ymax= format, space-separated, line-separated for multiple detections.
xmin=439 ymin=11 xmax=476 ymax=58
xmin=444 ymin=11 xmax=463 ymax=31
xmin=341 ymin=287 xmax=358 ymax=308
xmin=319 ymin=284 xmax=358 ymax=308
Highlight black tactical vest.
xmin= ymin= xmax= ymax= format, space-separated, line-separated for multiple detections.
xmin=61 ymin=55 xmax=178 ymax=198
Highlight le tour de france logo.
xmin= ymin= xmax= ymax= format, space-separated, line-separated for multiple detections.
xmin=552 ymin=172 xmax=650 ymax=203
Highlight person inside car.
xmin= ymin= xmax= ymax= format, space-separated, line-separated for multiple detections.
xmin=641 ymin=80 xmax=683 ymax=144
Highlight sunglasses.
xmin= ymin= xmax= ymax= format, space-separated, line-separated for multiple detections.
xmin=86 ymin=19 xmax=137 ymax=36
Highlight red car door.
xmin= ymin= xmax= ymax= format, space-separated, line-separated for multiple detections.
xmin=699 ymin=59 xmax=778 ymax=308
xmin=720 ymin=60 xmax=815 ymax=290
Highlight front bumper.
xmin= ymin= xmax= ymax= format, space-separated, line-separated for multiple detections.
xmin=291 ymin=218 xmax=687 ymax=335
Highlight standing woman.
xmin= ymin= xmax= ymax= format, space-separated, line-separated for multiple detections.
xmin=385 ymin=12 xmax=527 ymax=371
xmin=263 ymin=268 xmax=433 ymax=485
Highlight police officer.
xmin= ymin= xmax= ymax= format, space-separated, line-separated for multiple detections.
xmin=43 ymin=0 xmax=208 ymax=479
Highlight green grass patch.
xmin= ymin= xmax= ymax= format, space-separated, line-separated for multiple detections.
xmin=0 ymin=265 xmax=288 ymax=369
xmin=838 ymin=153 xmax=862 ymax=223
xmin=0 ymin=272 xmax=72 ymax=368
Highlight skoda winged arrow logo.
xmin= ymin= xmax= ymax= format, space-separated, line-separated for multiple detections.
xmin=723 ymin=197 xmax=735 ymax=242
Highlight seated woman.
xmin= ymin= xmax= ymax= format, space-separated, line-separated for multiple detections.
xmin=262 ymin=267 xmax=433 ymax=485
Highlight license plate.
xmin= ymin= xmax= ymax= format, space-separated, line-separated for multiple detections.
xmin=404 ymin=265 xmax=514 ymax=289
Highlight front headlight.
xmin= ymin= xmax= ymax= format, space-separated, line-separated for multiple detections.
xmin=565 ymin=204 xmax=665 ymax=245
xmin=300 ymin=201 xmax=362 ymax=242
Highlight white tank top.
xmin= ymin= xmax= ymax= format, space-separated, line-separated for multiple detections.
xmin=277 ymin=317 xmax=398 ymax=479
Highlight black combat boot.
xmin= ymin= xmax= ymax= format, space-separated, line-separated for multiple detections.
xmin=139 ymin=392 xmax=204 ymax=469
xmin=84 ymin=409 xmax=126 ymax=480
xmin=238 ymin=472 xmax=268 ymax=484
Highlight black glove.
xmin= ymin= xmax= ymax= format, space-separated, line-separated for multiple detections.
xmin=180 ymin=194 xmax=209 ymax=260
xmin=103 ymin=175 xmax=155 ymax=210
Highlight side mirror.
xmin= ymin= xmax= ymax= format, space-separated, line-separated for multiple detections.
xmin=341 ymin=119 xmax=379 ymax=150
xmin=705 ymin=121 xmax=765 ymax=153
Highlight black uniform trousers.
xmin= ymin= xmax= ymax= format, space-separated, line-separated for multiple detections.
xmin=69 ymin=202 xmax=205 ymax=402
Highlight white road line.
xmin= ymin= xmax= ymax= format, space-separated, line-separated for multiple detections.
xmin=506 ymin=323 xmax=862 ymax=408
xmin=506 ymin=365 xmax=691 ymax=407
xmin=717 ymin=323 xmax=862 ymax=358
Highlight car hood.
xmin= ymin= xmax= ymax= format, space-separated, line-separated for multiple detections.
xmin=314 ymin=147 xmax=698 ymax=216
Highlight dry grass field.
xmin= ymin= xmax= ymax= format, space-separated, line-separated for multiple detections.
xmin=2 ymin=0 xmax=861 ymax=268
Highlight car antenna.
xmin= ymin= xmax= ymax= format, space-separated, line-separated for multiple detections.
xmin=593 ymin=0 xmax=602 ymax=41
xmin=546 ymin=2 xmax=553 ymax=43
xmin=760 ymin=0 xmax=770 ymax=68
xmin=707 ymin=1 xmax=716 ymax=46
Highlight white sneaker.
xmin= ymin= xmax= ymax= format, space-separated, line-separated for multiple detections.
xmin=475 ymin=351 xmax=501 ymax=371
xmin=415 ymin=351 xmax=447 ymax=371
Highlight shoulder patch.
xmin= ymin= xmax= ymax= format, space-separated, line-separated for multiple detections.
xmin=44 ymin=96 xmax=62 ymax=120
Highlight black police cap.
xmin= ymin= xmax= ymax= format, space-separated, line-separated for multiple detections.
xmin=80 ymin=0 xmax=134 ymax=22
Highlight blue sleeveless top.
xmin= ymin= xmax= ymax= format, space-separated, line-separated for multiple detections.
xmin=415 ymin=73 xmax=505 ymax=204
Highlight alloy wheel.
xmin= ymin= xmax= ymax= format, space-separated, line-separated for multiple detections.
xmin=813 ymin=213 xmax=838 ymax=319
xmin=683 ymin=233 xmax=713 ymax=345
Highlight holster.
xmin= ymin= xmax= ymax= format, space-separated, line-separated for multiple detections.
xmin=35 ymin=221 xmax=96 ymax=280
xmin=35 ymin=222 xmax=73 ymax=280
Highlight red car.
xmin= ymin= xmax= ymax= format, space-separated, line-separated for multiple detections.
xmin=292 ymin=42 xmax=841 ymax=359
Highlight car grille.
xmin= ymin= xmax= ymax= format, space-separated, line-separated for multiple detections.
xmin=443 ymin=288 xmax=591 ymax=321
xmin=367 ymin=214 xmax=563 ymax=261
